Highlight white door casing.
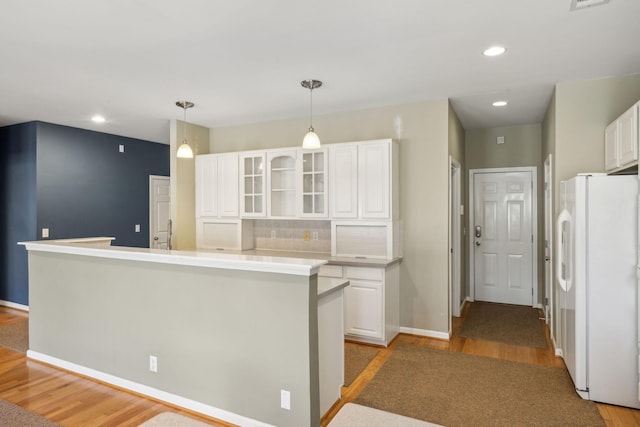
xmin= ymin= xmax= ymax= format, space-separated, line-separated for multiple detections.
xmin=150 ymin=176 xmax=171 ymax=249
xmin=470 ymin=168 xmax=537 ymax=306
xmin=449 ymin=157 xmax=462 ymax=322
xmin=544 ymin=154 xmax=553 ymax=331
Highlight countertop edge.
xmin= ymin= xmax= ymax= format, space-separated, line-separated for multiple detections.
xmin=19 ymin=240 xmax=327 ymax=277
xmin=317 ymin=278 xmax=350 ymax=298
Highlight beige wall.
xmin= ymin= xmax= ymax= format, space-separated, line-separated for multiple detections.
xmin=545 ymin=73 xmax=640 ymax=342
xmin=555 ymin=74 xmax=640 ymax=183
xmin=210 ymin=100 xmax=452 ymax=334
xmin=465 ymin=124 xmax=544 ymax=304
xmin=170 ymin=119 xmax=210 ymax=250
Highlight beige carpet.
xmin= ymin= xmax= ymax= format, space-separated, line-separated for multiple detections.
xmin=344 ymin=342 xmax=379 ymax=386
xmin=138 ymin=412 xmax=215 ymax=426
xmin=0 ymin=319 xmax=28 ymax=353
xmin=0 ymin=399 xmax=61 ymax=426
xmin=354 ymin=344 xmax=604 ymax=427
xmin=458 ymin=302 xmax=548 ymax=348
xmin=328 ymin=403 xmax=441 ymax=427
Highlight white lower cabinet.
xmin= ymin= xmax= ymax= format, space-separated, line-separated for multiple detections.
xmin=319 ymin=262 xmax=399 ymax=346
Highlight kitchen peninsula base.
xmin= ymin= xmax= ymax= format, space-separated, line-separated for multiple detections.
xmin=20 ymin=239 xmax=334 ymax=427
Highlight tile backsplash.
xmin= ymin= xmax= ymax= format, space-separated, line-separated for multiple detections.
xmin=254 ymin=219 xmax=330 ymax=253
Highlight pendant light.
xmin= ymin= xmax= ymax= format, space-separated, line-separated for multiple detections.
xmin=301 ymin=79 xmax=322 ymax=149
xmin=176 ymin=101 xmax=195 ymax=158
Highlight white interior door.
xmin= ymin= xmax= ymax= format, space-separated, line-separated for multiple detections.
xmin=150 ymin=176 xmax=171 ymax=249
xmin=472 ymin=169 xmax=534 ymax=306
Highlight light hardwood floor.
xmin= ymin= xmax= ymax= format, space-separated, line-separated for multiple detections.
xmin=321 ymin=302 xmax=640 ymax=427
xmin=2 ymin=305 xmax=639 ymax=426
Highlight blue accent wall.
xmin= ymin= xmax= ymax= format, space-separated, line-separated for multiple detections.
xmin=1 ymin=121 xmax=170 ymax=305
xmin=0 ymin=123 xmax=38 ymax=305
xmin=36 ymin=122 xmax=169 ymax=247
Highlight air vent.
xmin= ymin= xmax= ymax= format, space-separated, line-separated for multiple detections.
xmin=569 ymin=0 xmax=610 ymax=11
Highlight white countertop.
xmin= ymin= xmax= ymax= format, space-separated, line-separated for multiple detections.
xmin=317 ymin=277 xmax=350 ymax=298
xmin=19 ymin=238 xmax=327 ymax=277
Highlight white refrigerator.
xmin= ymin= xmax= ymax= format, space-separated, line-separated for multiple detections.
xmin=557 ymin=173 xmax=639 ymax=408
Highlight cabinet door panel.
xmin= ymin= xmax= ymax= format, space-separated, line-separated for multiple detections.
xmin=196 ymin=155 xmax=218 ymax=217
xmin=218 ymin=154 xmax=239 ymax=217
xmin=618 ymin=105 xmax=638 ymax=167
xmin=330 ymin=145 xmax=358 ymax=218
xmin=604 ymin=122 xmax=619 ymax=171
xmin=359 ymin=142 xmax=390 ymax=219
xmin=240 ymin=153 xmax=266 ymax=217
xmin=344 ymin=280 xmax=383 ymax=339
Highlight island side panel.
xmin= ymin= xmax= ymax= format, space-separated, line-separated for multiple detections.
xmin=27 ymin=251 xmax=319 ymax=427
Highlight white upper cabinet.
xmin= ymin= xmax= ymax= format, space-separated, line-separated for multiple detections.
xmin=299 ymin=148 xmax=328 ymax=217
xmin=240 ymin=151 xmax=266 ymax=217
xmin=195 ymin=153 xmax=239 ymax=218
xmin=329 ymin=139 xmax=398 ymax=220
xmin=605 ymin=101 xmax=639 ymax=173
xmin=267 ymin=149 xmax=298 ymax=218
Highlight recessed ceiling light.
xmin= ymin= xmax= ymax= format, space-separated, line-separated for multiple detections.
xmin=492 ymin=101 xmax=508 ymax=107
xmin=483 ymin=46 xmax=506 ymax=57
xmin=91 ymin=115 xmax=106 ymax=123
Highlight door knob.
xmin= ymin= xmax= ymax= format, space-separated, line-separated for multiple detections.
xmin=545 ymin=256 xmax=550 ymax=261
xmin=153 ymin=236 xmax=159 ymax=241
xmin=475 ymin=241 xmax=481 ymax=246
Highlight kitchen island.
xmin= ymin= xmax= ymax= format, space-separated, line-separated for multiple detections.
xmin=20 ymin=238 xmax=347 ymax=427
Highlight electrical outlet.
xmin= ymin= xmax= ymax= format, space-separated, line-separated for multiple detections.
xmin=303 ymin=231 xmax=310 ymax=241
xmin=312 ymin=232 xmax=318 ymax=241
xmin=149 ymin=355 xmax=158 ymax=373
xmin=271 ymin=230 xmax=276 ymax=239
xmin=135 ymin=224 xmax=140 ymax=233
xmin=119 ymin=144 xmax=125 ymax=153
xmin=42 ymin=228 xmax=49 ymax=238
xmin=280 ymin=389 xmax=290 ymax=410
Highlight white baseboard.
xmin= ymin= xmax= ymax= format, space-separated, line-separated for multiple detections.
xmin=0 ymin=300 xmax=29 ymax=311
xmin=399 ymin=327 xmax=450 ymax=341
xmin=27 ymin=350 xmax=274 ymax=427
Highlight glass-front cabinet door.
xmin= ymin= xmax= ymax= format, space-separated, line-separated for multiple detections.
xmin=299 ymin=148 xmax=328 ymax=217
xmin=267 ymin=149 xmax=298 ymax=218
xmin=240 ymin=152 xmax=266 ymax=217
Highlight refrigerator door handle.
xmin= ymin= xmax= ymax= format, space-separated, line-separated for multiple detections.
xmin=556 ymin=209 xmax=571 ymax=292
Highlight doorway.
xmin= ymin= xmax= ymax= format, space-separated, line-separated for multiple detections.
xmin=469 ymin=167 xmax=537 ymax=306
xmin=149 ymin=175 xmax=171 ymax=249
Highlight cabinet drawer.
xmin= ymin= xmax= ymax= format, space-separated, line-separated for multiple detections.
xmin=319 ymin=265 xmax=343 ymax=278
xmin=344 ymin=266 xmax=383 ymax=281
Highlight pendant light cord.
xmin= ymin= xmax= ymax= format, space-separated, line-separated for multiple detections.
xmin=309 ymin=86 xmax=314 ymax=130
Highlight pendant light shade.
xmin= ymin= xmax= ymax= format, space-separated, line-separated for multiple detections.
xmin=176 ymin=101 xmax=195 ymax=159
xmin=303 ymin=129 xmax=321 ymax=149
xmin=301 ymin=79 xmax=322 ymax=149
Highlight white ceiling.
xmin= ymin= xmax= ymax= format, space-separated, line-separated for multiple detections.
xmin=1 ymin=0 xmax=639 ymax=145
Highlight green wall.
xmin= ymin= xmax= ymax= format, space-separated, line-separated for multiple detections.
xmin=465 ymin=123 xmax=544 ymax=305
